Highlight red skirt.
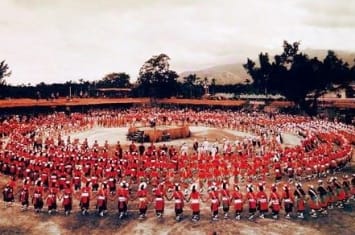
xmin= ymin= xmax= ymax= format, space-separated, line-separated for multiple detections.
xmin=309 ymin=199 xmax=320 ymax=210
xmin=271 ymin=203 xmax=280 ymax=212
xmin=296 ymin=198 xmax=305 ymax=212
xmin=259 ymin=199 xmax=268 ymax=211
xmin=138 ymin=198 xmax=148 ymax=209
xmin=191 ymin=201 xmax=200 ymax=212
xmin=233 ymin=199 xmax=243 ymax=211
xmin=337 ymin=190 xmax=346 ymax=201
xmin=211 ymin=200 xmax=219 ymax=212
xmin=155 ymin=198 xmax=164 ymax=211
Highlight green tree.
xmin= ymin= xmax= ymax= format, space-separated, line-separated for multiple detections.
xmin=180 ymin=74 xmax=198 ymax=98
xmin=0 ymin=60 xmax=11 ymax=85
xmin=0 ymin=60 xmax=11 ymax=98
xmin=178 ymin=74 xmax=205 ymax=98
xmin=96 ymin=72 xmax=131 ymax=88
xmin=243 ymin=41 xmax=353 ymax=114
xmin=136 ymin=54 xmax=178 ymax=98
xmin=210 ymin=78 xmax=216 ymax=95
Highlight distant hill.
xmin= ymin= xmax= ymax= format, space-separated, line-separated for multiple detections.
xmin=179 ymin=50 xmax=355 ymax=85
xmin=304 ymin=49 xmax=355 ymax=65
xmin=180 ymin=63 xmax=249 ymax=85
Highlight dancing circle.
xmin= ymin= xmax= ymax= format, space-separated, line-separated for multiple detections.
xmin=0 ymin=107 xmax=354 ymax=222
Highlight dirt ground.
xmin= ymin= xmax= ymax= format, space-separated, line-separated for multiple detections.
xmin=0 ymin=181 xmax=354 ymax=235
xmin=0 ymin=203 xmax=354 ymax=235
xmin=0 ymin=127 xmax=354 ymax=235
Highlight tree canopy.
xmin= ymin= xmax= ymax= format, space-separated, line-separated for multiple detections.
xmin=243 ymin=41 xmax=354 ymax=114
xmin=96 ymin=72 xmax=131 ymax=88
xmin=178 ymin=74 xmax=205 ymax=98
xmin=0 ymin=60 xmax=11 ymax=85
xmin=135 ymin=54 xmax=179 ymax=98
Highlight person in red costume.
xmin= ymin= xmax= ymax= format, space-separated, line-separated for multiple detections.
xmin=137 ymin=182 xmax=149 ymax=219
xmin=108 ymin=176 xmax=117 ymax=195
xmin=269 ymin=184 xmax=281 ymax=219
xmin=231 ymin=184 xmax=243 ymax=220
xmin=246 ymin=184 xmax=257 ymax=220
xmin=46 ymin=187 xmax=58 ymax=215
xmin=80 ymin=182 xmax=91 ymax=215
xmin=3 ymin=182 xmax=15 ymax=208
xmin=220 ymin=180 xmax=231 ymax=219
xmin=307 ymin=185 xmax=319 ymax=218
xmin=209 ymin=183 xmax=220 ymax=221
xmin=154 ymin=182 xmax=165 ymax=219
xmin=282 ymin=184 xmax=294 ymax=219
xmin=73 ymin=171 xmax=82 ymax=191
xmin=32 ymin=181 xmax=44 ymax=213
xmin=316 ymin=180 xmax=328 ymax=216
xmin=293 ymin=182 xmax=306 ymax=219
xmin=62 ymin=181 xmax=73 ymax=216
xmin=19 ymin=184 xmax=29 ymax=211
xmin=172 ymin=183 xmax=185 ymax=221
xmin=117 ymin=181 xmax=129 ymax=219
xmin=256 ymin=182 xmax=268 ymax=219
xmin=96 ymin=182 xmax=108 ymax=217
xmin=91 ymin=175 xmax=99 ymax=192
xmin=326 ymin=179 xmax=336 ymax=209
xmin=332 ymin=177 xmax=346 ymax=208
xmin=188 ymin=183 xmax=200 ymax=222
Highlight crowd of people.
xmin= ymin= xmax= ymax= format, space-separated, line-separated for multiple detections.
xmin=0 ymin=108 xmax=354 ymax=222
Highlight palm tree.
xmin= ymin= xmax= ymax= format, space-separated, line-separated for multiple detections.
xmin=0 ymin=60 xmax=11 ymax=85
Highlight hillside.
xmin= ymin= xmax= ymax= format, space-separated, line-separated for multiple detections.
xmin=180 ymin=63 xmax=250 ymax=85
xmin=179 ymin=50 xmax=355 ymax=85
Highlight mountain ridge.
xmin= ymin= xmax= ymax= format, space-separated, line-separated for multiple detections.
xmin=179 ymin=49 xmax=355 ymax=85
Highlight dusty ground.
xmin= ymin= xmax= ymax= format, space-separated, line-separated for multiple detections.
xmin=67 ymin=126 xmax=256 ymax=146
xmin=66 ymin=126 xmax=301 ymax=147
xmin=0 ymin=126 xmax=354 ymax=235
xmin=0 ymin=182 xmax=354 ymax=235
xmin=0 ymin=204 xmax=354 ymax=235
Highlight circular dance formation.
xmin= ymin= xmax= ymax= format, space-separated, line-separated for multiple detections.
xmin=0 ymin=107 xmax=354 ymax=222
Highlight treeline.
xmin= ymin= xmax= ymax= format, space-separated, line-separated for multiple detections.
xmin=0 ymin=78 xmax=256 ymax=100
xmin=1 ymin=41 xmax=354 ymax=113
xmin=244 ymin=41 xmax=355 ymax=114
xmin=0 ymin=56 xmax=254 ymax=100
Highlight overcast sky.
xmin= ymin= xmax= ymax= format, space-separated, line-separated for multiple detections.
xmin=1 ymin=0 xmax=354 ymax=85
